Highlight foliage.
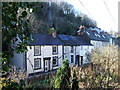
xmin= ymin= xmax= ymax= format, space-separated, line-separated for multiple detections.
xmin=70 ymin=46 xmax=118 ymax=88
xmin=2 ymin=2 xmax=37 ymax=73
xmin=29 ymin=2 xmax=97 ymax=35
xmin=2 ymin=79 xmax=25 ymax=90
xmin=81 ymin=15 xmax=97 ymax=28
xmin=29 ymin=76 xmax=55 ymax=89
xmin=91 ymin=46 xmax=118 ymax=75
xmin=1 ymin=66 xmax=26 ymax=89
xmin=71 ymin=71 xmax=79 ymax=90
xmin=54 ymin=59 xmax=71 ymax=89
xmin=48 ymin=27 xmax=55 ymax=34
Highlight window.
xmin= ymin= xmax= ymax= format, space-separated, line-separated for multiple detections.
xmin=71 ymin=46 xmax=74 ymax=53
xmin=80 ymin=56 xmax=83 ymax=65
xmin=98 ymin=34 xmax=101 ymax=37
xmin=34 ymin=58 xmax=41 ymax=69
xmin=34 ymin=46 xmax=41 ymax=56
xmin=53 ymin=56 xmax=58 ymax=67
xmin=95 ymin=33 xmax=98 ymax=37
xmin=81 ymin=46 xmax=83 ymax=50
xmin=52 ymin=45 xmax=58 ymax=54
xmin=71 ymin=55 xmax=74 ymax=63
xmin=87 ymin=46 xmax=89 ymax=49
xmin=64 ymin=46 xmax=67 ymax=53
xmin=102 ymin=35 xmax=105 ymax=38
xmin=86 ymin=32 xmax=90 ymax=35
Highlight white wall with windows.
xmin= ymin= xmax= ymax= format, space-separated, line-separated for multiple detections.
xmin=63 ymin=45 xmax=94 ymax=66
xmin=26 ymin=45 xmax=63 ymax=75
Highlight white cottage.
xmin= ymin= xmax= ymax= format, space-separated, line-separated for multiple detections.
xmin=10 ymin=33 xmax=94 ymax=76
xmin=57 ymin=34 xmax=93 ymax=66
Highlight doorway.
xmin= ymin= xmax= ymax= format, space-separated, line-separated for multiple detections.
xmin=76 ymin=55 xmax=80 ymax=66
xmin=44 ymin=58 xmax=50 ymax=72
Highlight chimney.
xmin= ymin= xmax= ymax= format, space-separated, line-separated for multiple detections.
xmin=52 ymin=31 xmax=57 ymax=38
xmin=77 ymin=26 xmax=85 ymax=35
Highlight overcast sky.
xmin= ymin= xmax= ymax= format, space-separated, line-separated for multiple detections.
xmin=65 ymin=0 xmax=119 ymax=32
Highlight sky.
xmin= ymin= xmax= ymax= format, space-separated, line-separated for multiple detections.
xmin=65 ymin=0 xmax=119 ymax=32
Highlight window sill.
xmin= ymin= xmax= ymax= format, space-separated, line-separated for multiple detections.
xmin=53 ymin=65 xmax=58 ymax=67
xmin=52 ymin=53 xmax=58 ymax=55
xmin=34 ymin=68 xmax=41 ymax=70
xmin=34 ymin=54 xmax=41 ymax=56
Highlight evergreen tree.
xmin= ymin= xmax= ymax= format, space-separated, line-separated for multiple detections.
xmin=55 ymin=59 xmax=71 ymax=89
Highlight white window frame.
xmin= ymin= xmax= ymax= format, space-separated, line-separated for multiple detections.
xmin=53 ymin=56 xmax=58 ymax=67
xmin=81 ymin=46 xmax=83 ymax=50
xmin=34 ymin=46 xmax=41 ymax=56
xmin=52 ymin=45 xmax=58 ymax=54
xmin=64 ymin=46 xmax=67 ymax=54
xmin=34 ymin=58 xmax=41 ymax=70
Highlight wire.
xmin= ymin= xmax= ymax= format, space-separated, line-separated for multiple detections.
xmin=78 ymin=0 xmax=93 ymax=19
xmin=102 ymin=0 xmax=118 ymax=25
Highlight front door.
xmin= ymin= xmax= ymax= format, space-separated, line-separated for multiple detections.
xmin=76 ymin=55 xmax=79 ymax=65
xmin=80 ymin=56 xmax=83 ymax=65
xmin=44 ymin=58 xmax=50 ymax=72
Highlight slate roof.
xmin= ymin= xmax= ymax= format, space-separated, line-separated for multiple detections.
xmin=29 ymin=33 xmax=93 ymax=46
xmin=29 ymin=33 xmax=64 ymax=46
xmin=57 ymin=34 xmax=79 ymax=46
xmin=69 ymin=35 xmax=93 ymax=46
xmin=84 ymin=30 xmax=112 ymax=42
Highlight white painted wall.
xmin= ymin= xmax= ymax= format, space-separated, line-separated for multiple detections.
xmin=63 ymin=45 xmax=94 ymax=66
xmin=91 ymin=40 xmax=110 ymax=48
xmin=26 ymin=45 xmax=63 ymax=75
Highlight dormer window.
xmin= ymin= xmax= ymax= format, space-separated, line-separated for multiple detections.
xmin=34 ymin=46 xmax=41 ymax=56
xmin=52 ymin=45 xmax=58 ymax=54
xmin=86 ymin=32 xmax=90 ymax=35
xmin=95 ymin=33 xmax=98 ymax=37
xmin=98 ymin=34 xmax=101 ymax=37
xmin=102 ymin=35 xmax=106 ymax=38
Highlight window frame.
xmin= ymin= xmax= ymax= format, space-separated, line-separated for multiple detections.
xmin=34 ymin=58 xmax=41 ymax=70
xmin=34 ymin=46 xmax=41 ymax=56
xmin=87 ymin=46 xmax=89 ymax=49
xmin=52 ymin=56 xmax=59 ymax=67
xmin=52 ymin=45 xmax=58 ymax=55
xmin=81 ymin=46 xmax=83 ymax=50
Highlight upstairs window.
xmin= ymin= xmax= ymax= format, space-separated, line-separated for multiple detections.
xmin=81 ymin=46 xmax=83 ymax=50
xmin=52 ymin=45 xmax=58 ymax=54
xmin=71 ymin=55 xmax=74 ymax=63
xmin=53 ymin=56 xmax=58 ymax=67
xmin=64 ymin=46 xmax=67 ymax=53
xmin=34 ymin=58 xmax=41 ymax=70
xmin=71 ymin=46 xmax=74 ymax=53
xmin=34 ymin=46 xmax=41 ymax=56
xmin=87 ymin=46 xmax=89 ymax=49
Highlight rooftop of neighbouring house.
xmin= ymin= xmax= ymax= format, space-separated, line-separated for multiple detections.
xmin=80 ymin=27 xmax=112 ymax=42
xmin=28 ymin=33 xmax=93 ymax=46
